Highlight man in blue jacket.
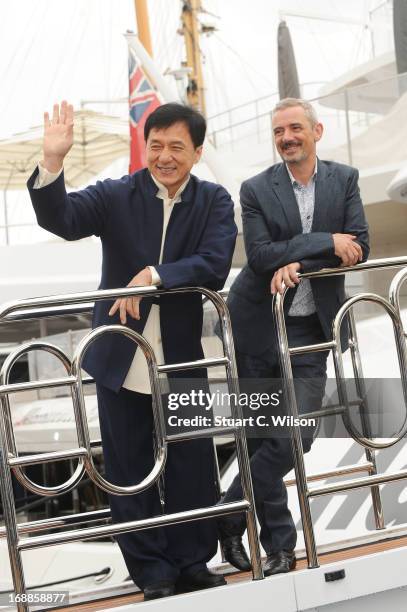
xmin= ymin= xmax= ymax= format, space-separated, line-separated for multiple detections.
xmin=27 ymin=101 xmax=237 ymax=600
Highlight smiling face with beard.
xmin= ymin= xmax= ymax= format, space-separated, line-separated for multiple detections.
xmin=272 ymin=105 xmax=323 ymax=169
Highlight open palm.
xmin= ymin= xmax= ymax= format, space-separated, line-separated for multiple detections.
xmin=43 ymin=101 xmax=74 ymax=163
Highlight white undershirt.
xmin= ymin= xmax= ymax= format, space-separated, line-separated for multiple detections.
xmin=34 ymin=163 xmax=189 ymax=394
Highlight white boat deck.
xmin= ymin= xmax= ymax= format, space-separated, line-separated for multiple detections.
xmin=54 ymin=533 xmax=407 ymax=611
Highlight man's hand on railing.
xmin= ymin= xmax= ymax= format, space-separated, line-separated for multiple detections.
xmin=333 ymin=233 xmax=363 ymax=267
xmin=271 ymin=262 xmax=301 ymax=295
xmin=108 ymin=267 xmax=153 ymax=325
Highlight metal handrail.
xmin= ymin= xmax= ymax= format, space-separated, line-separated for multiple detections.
xmin=273 ymin=258 xmax=407 ymax=569
xmin=0 ymin=285 xmax=263 ymax=612
xmin=299 ymin=255 xmax=407 ymax=278
xmin=390 ymin=266 xmax=407 ymax=339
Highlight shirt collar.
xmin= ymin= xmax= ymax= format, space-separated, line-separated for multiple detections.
xmin=286 ymin=159 xmax=318 ymax=188
xmin=150 ymin=172 xmax=190 ymax=203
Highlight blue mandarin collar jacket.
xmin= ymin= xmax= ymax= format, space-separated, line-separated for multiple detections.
xmin=27 ymin=167 xmax=237 ymax=392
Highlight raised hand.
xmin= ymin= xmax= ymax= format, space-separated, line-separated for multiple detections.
xmin=42 ymin=101 xmax=74 ymax=172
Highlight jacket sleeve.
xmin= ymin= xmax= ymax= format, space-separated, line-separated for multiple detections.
xmin=27 ymin=167 xmax=110 ymax=240
xmin=241 ymin=180 xmax=335 ymax=275
xmin=155 ymin=187 xmax=237 ymax=290
xmin=299 ymin=256 xmax=341 ymax=273
xmin=300 ymin=168 xmax=369 ymax=272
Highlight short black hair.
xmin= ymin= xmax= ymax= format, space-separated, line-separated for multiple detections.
xmin=144 ymin=103 xmax=206 ymax=148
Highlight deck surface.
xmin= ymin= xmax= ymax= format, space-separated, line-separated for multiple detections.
xmin=56 ymin=534 xmax=407 ymax=610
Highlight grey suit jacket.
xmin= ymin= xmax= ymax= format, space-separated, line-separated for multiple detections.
xmin=228 ymin=160 xmax=369 ymax=357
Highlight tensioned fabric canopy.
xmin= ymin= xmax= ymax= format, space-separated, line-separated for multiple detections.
xmin=0 ymin=109 xmax=129 ymax=190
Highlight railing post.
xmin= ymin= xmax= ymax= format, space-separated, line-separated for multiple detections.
xmin=0 ymin=396 xmax=28 ymax=611
xmin=347 ymin=308 xmax=385 ymax=529
xmin=274 ymin=292 xmax=319 ymax=569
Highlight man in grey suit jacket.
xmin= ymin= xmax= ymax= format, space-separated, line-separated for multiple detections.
xmin=219 ymin=98 xmax=369 ymax=576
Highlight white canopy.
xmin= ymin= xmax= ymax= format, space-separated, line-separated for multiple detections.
xmin=323 ymin=91 xmax=407 ymax=170
xmin=0 ymin=109 xmax=129 ymax=190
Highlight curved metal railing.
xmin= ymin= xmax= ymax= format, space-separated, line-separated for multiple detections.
xmin=274 ymin=256 xmax=407 ymax=568
xmin=0 ymin=285 xmax=263 ymax=612
xmin=2 ymin=257 xmax=407 ymax=609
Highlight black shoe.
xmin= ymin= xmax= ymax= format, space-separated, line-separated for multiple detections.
xmin=263 ymin=550 xmax=296 ymax=576
xmin=143 ymin=580 xmax=175 ymax=600
xmin=176 ymin=569 xmax=226 ymax=593
xmin=221 ymin=535 xmax=252 ymax=572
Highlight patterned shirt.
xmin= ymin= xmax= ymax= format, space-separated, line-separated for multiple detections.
xmin=286 ymin=163 xmax=317 ymax=316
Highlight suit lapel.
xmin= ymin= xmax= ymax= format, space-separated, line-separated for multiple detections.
xmin=271 ymin=164 xmax=302 ymax=235
xmin=312 ymin=160 xmax=333 ymax=232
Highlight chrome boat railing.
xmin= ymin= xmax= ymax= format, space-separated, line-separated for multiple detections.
xmin=274 ymin=256 xmax=407 ymax=568
xmin=0 ymin=286 xmax=263 ymax=612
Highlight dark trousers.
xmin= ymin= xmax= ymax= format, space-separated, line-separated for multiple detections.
xmin=96 ymin=385 xmax=218 ymax=588
xmin=222 ymin=314 xmax=328 ymax=553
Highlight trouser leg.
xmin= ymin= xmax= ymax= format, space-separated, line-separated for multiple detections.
xmin=96 ymin=385 xmax=178 ymax=588
xmin=164 ymin=437 xmax=218 ymax=575
xmin=232 ymin=438 xmax=295 ymax=553
xmin=97 ymin=385 xmax=218 ymax=587
xmin=222 ymin=314 xmax=328 ymax=553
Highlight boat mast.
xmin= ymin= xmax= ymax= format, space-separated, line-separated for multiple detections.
xmin=181 ymin=0 xmax=206 ymax=115
xmin=134 ymin=0 xmax=153 ymax=56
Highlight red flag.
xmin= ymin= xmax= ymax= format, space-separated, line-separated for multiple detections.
xmin=128 ymin=47 xmax=162 ymax=173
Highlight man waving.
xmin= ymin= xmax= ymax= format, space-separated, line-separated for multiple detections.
xmin=28 ymin=101 xmax=237 ymax=599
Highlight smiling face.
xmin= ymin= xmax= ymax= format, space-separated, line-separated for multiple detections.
xmin=146 ymin=121 xmax=203 ymax=196
xmin=272 ymin=105 xmax=323 ymax=167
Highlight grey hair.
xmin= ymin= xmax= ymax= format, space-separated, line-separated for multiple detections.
xmin=272 ymin=98 xmax=318 ymax=127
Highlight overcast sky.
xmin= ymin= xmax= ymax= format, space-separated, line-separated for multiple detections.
xmin=0 ymin=0 xmax=394 ymax=139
